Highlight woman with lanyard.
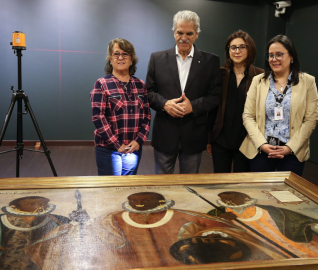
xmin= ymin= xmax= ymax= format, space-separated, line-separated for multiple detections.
xmin=240 ymin=35 xmax=318 ymax=176
xmin=207 ymin=30 xmax=263 ymax=173
xmin=91 ymin=38 xmax=151 ymax=175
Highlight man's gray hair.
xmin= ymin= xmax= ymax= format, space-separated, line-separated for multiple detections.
xmin=172 ymin=10 xmax=201 ymax=33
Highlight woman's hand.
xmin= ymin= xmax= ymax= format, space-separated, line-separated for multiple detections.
xmin=118 ymin=144 xmax=128 ymax=153
xmin=268 ymin=146 xmax=291 ymax=159
xmin=260 ymin=144 xmax=277 ymax=154
xmin=207 ymin=144 xmax=212 ymax=155
xmin=125 ymin=140 xmax=140 ymax=154
xmin=261 ymin=144 xmax=292 ymax=158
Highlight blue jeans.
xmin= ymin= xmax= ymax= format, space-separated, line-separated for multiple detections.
xmin=95 ymin=146 xmax=142 ymax=176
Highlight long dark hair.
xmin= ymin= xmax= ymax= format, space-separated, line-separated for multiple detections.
xmin=263 ymin=35 xmax=301 ymax=85
xmin=224 ymin=30 xmax=256 ymax=69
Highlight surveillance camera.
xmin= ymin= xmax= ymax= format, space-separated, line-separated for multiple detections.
xmin=274 ymin=1 xmax=291 ymax=9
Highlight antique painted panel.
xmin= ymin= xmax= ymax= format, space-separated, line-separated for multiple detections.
xmin=0 ymin=172 xmax=317 ymax=269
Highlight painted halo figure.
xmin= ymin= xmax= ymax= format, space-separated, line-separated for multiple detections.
xmin=240 ymin=35 xmax=318 ymax=176
xmin=208 ymin=191 xmax=318 ymax=258
xmin=0 ymin=196 xmax=70 ymax=269
xmin=207 ymin=30 xmax=263 ymax=173
xmin=91 ymin=38 xmax=151 ymax=175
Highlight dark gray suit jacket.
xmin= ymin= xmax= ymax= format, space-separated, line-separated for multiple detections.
xmin=146 ymin=46 xmax=221 ymax=154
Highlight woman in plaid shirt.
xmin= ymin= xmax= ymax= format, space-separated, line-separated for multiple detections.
xmin=90 ymin=38 xmax=151 ymax=175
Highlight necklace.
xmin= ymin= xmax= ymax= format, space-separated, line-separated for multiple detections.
xmin=233 ymin=66 xmax=245 ymax=75
xmin=277 ymin=80 xmax=287 ymax=92
xmin=276 ymin=76 xmax=289 ymax=92
xmin=121 ymin=81 xmax=129 ymax=91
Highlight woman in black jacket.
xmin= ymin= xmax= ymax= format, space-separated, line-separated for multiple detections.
xmin=207 ymin=30 xmax=263 ymax=173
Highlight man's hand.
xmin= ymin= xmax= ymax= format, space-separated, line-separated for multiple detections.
xmin=125 ymin=140 xmax=140 ymax=154
xmin=163 ymin=96 xmax=184 ymax=118
xmin=207 ymin=144 xmax=212 ymax=155
xmin=179 ymin=93 xmax=193 ymax=115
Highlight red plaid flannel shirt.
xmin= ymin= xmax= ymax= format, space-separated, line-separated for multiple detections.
xmin=90 ymin=74 xmax=151 ymax=150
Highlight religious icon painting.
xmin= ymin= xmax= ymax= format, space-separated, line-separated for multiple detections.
xmin=0 ymin=172 xmax=317 ymax=269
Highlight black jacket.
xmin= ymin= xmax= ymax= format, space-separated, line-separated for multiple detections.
xmin=209 ymin=64 xmax=264 ymax=143
xmin=146 ymin=46 xmax=221 ymax=154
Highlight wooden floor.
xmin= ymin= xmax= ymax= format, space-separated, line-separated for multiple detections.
xmin=0 ymin=145 xmax=317 ymax=186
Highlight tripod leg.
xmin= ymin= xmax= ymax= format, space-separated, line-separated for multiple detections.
xmin=23 ymin=96 xmax=58 ymax=177
xmin=16 ymin=148 xmax=21 ymax=177
xmin=16 ymin=96 xmax=24 ymax=177
xmin=0 ymin=94 xmax=17 ymax=145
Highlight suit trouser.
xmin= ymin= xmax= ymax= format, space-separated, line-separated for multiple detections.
xmin=212 ymin=142 xmax=250 ymax=173
xmin=154 ymin=143 xmax=202 ymax=174
xmin=250 ymin=151 xmax=305 ymax=176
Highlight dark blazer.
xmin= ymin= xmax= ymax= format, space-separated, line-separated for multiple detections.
xmin=146 ymin=46 xmax=221 ymax=154
xmin=209 ymin=64 xmax=264 ymax=143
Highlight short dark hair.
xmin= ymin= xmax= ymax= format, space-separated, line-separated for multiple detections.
xmin=263 ymin=35 xmax=301 ymax=85
xmin=128 ymin=192 xmax=165 ymax=201
xmin=218 ymin=191 xmax=250 ymax=198
xmin=104 ymin=38 xmax=138 ymax=76
xmin=224 ymin=30 xmax=256 ymax=69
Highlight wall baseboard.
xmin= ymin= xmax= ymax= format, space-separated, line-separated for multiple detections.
xmin=1 ymin=140 xmax=151 ymax=146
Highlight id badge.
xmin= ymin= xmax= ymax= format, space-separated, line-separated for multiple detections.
xmin=274 ymin=107 xmax=283 ymax=121
xmin=267 ymin=136 xmax=280 ymax=146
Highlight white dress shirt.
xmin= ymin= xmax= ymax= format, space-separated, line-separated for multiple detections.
xmin=175 ymin=45 xmax=194 ymax=93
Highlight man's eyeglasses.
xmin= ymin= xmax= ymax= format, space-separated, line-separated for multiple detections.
xmin=229 ymin=45 xmax=248 ymax=53
xmin=175 ymin=31 xmax=195 ymax=37
xmin=266 ymin=52 xmax=287 ymax=61
xmin=112 ymin=52 xmax=130 ymax=59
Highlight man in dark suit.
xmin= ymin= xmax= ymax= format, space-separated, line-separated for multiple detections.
xmin=146 ymin=10 xmax=221 ymax=174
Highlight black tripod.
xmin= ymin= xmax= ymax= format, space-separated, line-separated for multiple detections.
xmin=0 ymin=48 xmax=57 ymax=177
